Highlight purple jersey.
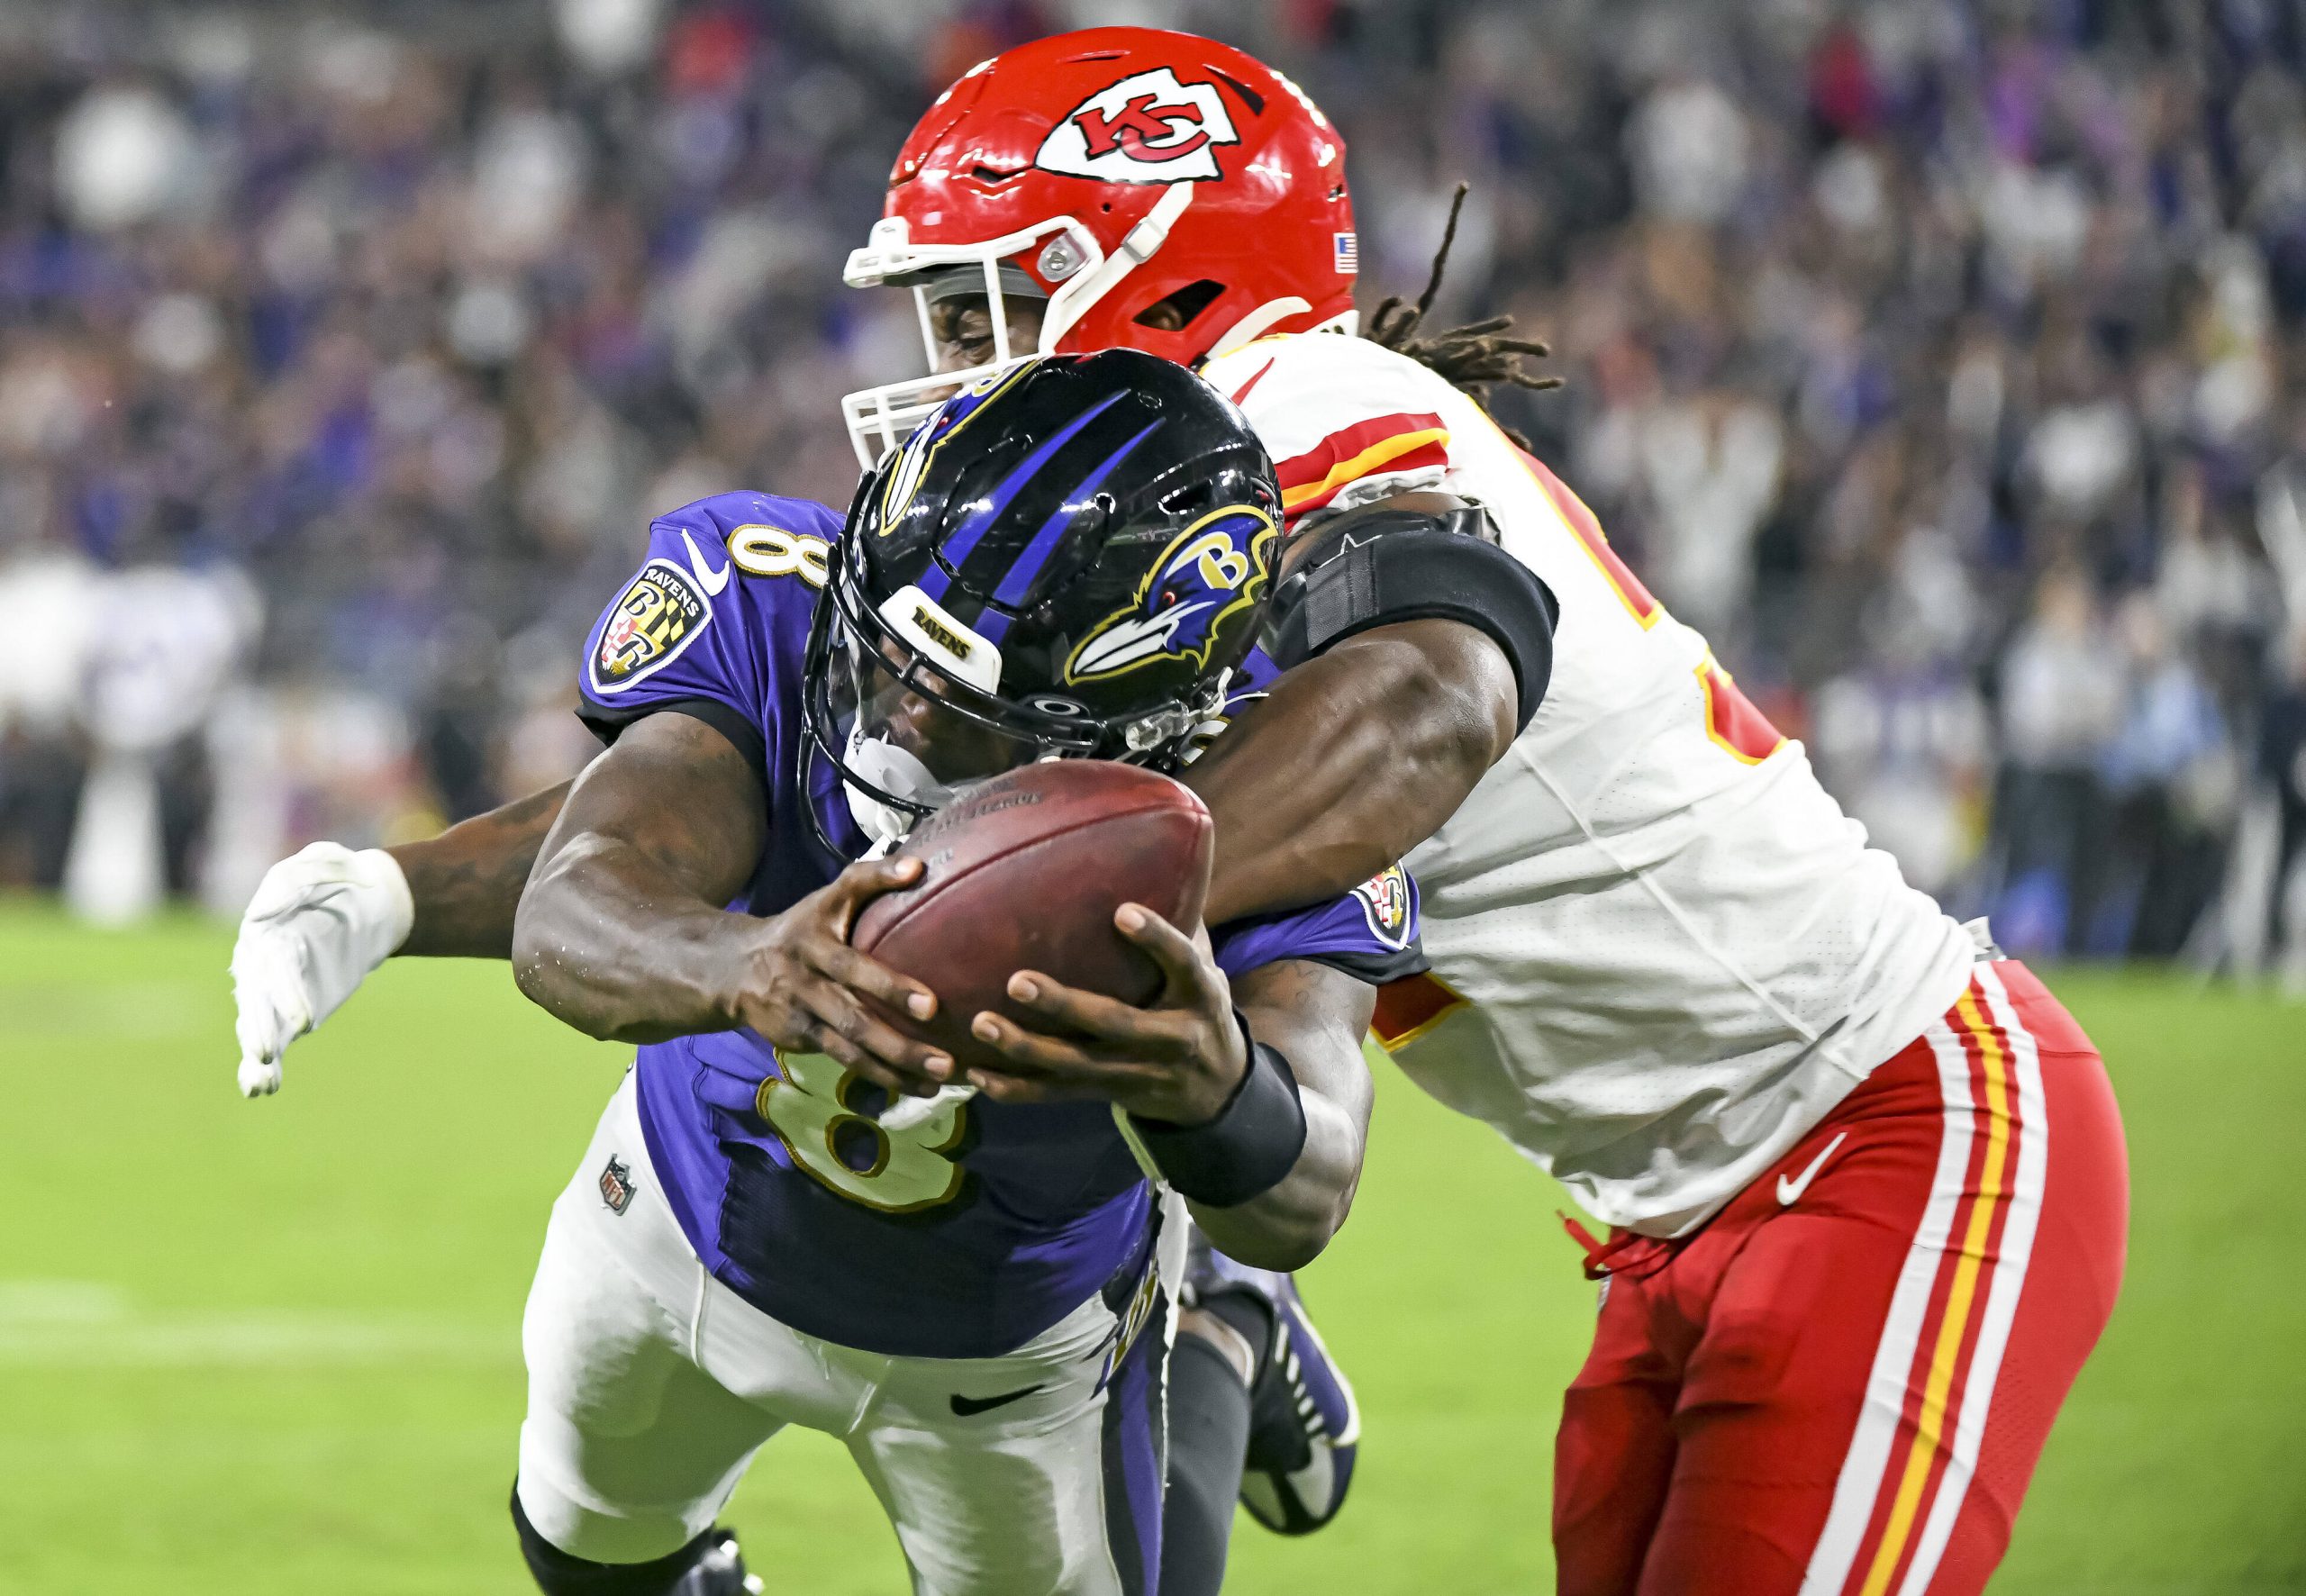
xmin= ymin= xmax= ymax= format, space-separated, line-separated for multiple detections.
xmin=576 ymin=492 xmax=1425 ymax=1358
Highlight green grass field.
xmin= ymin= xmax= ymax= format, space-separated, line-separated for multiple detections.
xmin=2 ymin=904 xmax=2301 ymax=1592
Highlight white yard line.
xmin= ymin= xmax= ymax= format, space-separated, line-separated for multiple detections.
xmin=0 ymin=1279 xmax=513 ymax=1367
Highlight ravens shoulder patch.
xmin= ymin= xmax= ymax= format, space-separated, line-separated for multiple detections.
xmin=589 ymin=558 xmax=711 ymax=695
xmin=1353 ymin=864 xmax=1412 ymax=950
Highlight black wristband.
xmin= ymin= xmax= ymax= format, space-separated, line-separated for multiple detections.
xmin=1130 ymin=1011 xmax=1308 ymax=1208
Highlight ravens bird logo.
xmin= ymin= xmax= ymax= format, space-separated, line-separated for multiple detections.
xmin=1064 ymin=506 xmax=1276 ymax=684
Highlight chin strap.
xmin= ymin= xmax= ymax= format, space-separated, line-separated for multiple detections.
xmin=839 ymin=726 xmax=967 ymax=848
xmin=1041 ymin=181 xmax=1198 ymax=350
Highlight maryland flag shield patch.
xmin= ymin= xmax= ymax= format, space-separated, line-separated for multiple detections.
xmin=1353 ymin=864 xmax=1412 ymax=950
xmin=590 ymin=559 xmax=710 ymax=694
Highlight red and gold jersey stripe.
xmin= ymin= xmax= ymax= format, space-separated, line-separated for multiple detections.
xmin=1371 ymin=970 xmax=1469 ymax=1054
xmin=1275 ymin=412 xmax=1452 ymax=521
xmin=1517 ymin=447 xmax=1662 ymax=628
xmin=1696 ymin=656 xmax=1787 ymax=766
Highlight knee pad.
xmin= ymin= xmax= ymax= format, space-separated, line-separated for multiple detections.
xmin=511 ymin=1484 xmax=755 ymax=1596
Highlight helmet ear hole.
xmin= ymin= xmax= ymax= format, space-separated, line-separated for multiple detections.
xmin=1133 ymin=279 xmax=1227 ymax=331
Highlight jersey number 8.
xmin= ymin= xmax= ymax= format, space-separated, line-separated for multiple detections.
xmin=755 ymin=1053 xmax=968 ymax=1211
xmin=727 ymin=524 xmax=831 ymax=588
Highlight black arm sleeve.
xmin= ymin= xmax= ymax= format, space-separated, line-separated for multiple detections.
xmin=1265 ymin=506 xmax=1557 ymax=733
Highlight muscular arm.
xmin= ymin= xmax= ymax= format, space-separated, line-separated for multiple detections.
xmin=1189 ymin=617 xmax=1515 ymax=922
xmin=511 ymin=713 xmax=951 ymax=1093
xmin=512 ymin=716 xmax=761 ymax=1041
xmin=388 ymin=780 xmax=573 ymax=957
xmin=1183 ymin=958 xmax=1375 ymax=1271
xmin=1187 ymin=489 xmax=1521 ymax=921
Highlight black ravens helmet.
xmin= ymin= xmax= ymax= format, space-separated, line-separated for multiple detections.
xmin=803 ymin=348 xmax=1280 ymax=846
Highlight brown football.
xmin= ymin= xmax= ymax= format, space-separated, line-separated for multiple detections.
xmin=852 ymin=760 xmax=1213 ymax=1071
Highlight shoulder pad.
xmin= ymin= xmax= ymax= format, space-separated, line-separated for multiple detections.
xmin=1264 ymin=504 xmax=1555 ymax=733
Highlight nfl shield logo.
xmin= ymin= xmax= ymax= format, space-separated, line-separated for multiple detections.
xmin=599 ymin=1156 xmax=635 ymax=1215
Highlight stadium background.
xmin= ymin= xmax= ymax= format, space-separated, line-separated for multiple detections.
xmin=0 ymin=0 xmax=2301 ymax=1591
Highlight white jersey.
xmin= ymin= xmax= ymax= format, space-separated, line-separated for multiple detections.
xmin=1201 ymin=333 xmax=1976 ymax=1237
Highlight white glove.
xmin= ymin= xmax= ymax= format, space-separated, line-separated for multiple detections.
xmin=230 ymin=842 xmax=414 ymax=1097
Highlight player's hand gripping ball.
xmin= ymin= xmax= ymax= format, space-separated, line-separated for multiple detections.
xmin=852 ymin=761 xmax=1214 ymax=1075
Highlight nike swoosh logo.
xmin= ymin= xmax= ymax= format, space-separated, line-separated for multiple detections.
xmin=680 ymin=530 xmax=731 ymax=596
xmin=949 ymin=1384 xmax=1043 ymax=1417
xmin=1776 ymin=1131 xmax=1848 ymax=1208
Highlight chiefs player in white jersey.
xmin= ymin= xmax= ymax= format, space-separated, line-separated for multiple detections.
xmin=1199 ymin=320 xmax=2126 ymax=1596
xmin=231 ymin=27 xmax=2127 ymax=1596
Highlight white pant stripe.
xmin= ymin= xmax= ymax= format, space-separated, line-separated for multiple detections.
xmin=1893 ymin=966 xmax=2049 ymax=1594
xmin=1799 ymin=1013 xmax=1981 ymax=1594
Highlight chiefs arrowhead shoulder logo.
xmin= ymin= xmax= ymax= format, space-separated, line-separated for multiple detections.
xmin=1036 ymin=68 xmax=1240 ymax=185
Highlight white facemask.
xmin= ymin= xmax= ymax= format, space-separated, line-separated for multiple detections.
xmin=841 ymin=724 xmax=966 ymax=848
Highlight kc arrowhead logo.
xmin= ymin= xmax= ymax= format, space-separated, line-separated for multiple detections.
xmin=1036 ymin=68 xmax=1240 ymax=184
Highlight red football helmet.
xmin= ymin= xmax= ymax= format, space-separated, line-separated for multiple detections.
xmin=841 ymin=27 xmax=1358 ymax=463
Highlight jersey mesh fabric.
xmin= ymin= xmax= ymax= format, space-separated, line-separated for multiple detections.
xmin=1201 ymin=334 xmax=1976 ymax=1237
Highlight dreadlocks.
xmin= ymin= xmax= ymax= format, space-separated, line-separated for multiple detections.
xmin=1366 ymin=182 xmax=1561 ymax=448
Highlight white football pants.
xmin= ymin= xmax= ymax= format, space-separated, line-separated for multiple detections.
xmin=516 ymin=1072 xmax=1181 ymax=1596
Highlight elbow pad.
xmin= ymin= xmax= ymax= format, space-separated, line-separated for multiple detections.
xmin=1264 ymin=506 xmax=1557 ymax=733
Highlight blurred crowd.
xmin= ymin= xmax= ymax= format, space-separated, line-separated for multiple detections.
xmin=1 ymin=0 xmax=2304 ymax=978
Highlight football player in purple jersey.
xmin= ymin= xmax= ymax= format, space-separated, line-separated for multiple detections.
xmin=331 ymin=352 xmax=1415 ymax=1596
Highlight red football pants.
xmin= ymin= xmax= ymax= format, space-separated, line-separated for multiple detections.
xmin=1553 ymin=961 xmax=2128 ymax=1595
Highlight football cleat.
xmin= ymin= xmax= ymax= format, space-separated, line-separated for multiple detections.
xmin=1184 ymin=1231 xmax=1361 ymax=1535
xmin=672 ymin=1529 xmax=763 ymax=1596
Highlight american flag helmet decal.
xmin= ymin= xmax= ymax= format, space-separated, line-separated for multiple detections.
xmin=1334 ymin=231 xmax=1358 ymax=274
